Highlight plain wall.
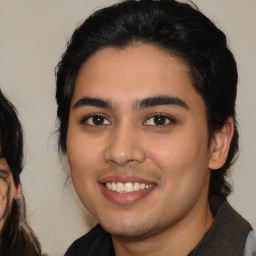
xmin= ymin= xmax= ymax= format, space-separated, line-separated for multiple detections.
xmin=0 ymin=1 xmax=255 ymax=255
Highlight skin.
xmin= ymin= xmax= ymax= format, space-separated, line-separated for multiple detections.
xmin=0 ymin=158 xmax=18 ymax=231
xmin=67 ymin=45 xmax=233 ymax=256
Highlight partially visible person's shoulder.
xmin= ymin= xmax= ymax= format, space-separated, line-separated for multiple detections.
xmin=244 ymin=230 xmax=256 ymax=256
xmin=64 ymin=224 xmax=114 ymax=256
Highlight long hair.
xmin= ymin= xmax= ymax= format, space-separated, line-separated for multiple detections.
xmin=0 ymin=89 xmax=41 ymax=255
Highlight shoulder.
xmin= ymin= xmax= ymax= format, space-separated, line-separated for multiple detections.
xmin=244 ymin=230 xmax=256 ymax=256
xmin=65 ymin=224 xmax=114 ymax=256
xmin=189 ymin=201 xmax=252 ymax=255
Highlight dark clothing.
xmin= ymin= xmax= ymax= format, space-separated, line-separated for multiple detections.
xmin=65 ymin=225 xmax=114 ymax=256
xmin=65 ymin=202 xmax=252 ymax=256
xmin=187 ymin=202 xmax=251 ymax=256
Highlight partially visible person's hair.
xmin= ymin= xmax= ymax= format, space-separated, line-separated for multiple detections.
xmin=55 ymin=0 xmax=238 ymax=208
xmin=0 ymin=89 xmax=41 ymax=255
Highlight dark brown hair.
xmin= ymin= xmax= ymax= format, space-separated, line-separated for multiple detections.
xmin=0 ymin=89 xmax=41 ymax=255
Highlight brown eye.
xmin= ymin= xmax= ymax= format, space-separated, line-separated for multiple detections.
xmin=144 ymin=114 xmax=174 ymax=126
xmin=92 ymin=115 xmax=105 ymax=125
xmin=153 ymin=115 xmax=167 ymax=125
xmin=84 ymin=115 xmax=111 ymax=126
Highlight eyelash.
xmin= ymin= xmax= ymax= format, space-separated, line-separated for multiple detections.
xmin=143 ymin=113 xmax=176 ymax=126
xmin=80 ymin=113 xmax=175 ymax=127
xmin=81 ymin=114 xmax=111 ymax=126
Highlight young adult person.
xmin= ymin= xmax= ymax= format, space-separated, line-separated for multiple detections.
xmin=0 ymin=89 xmax=42 ymax=255
xmin=55 ymin=0 xmax=256 ymax=255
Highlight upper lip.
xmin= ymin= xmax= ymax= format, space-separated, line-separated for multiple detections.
xmin=98 ymin=175 xmax=156 ymax=185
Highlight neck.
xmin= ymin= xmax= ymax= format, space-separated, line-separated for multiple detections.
xmin=112 ymin=203 xmax=213 ymax=256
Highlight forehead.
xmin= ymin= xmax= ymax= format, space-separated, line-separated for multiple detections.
xmin=72 ymin=45 xmax=204 ymax=110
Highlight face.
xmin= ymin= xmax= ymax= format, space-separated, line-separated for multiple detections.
xmin=67 ymin=45 xmax=214 ymax=239
xmin=0 ymin=158 xmax=16 ymax=230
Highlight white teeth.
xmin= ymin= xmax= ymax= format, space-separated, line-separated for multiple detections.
xmin=105 ymin=182 xmax=153 ymax=193
xmin=134 ymin=182 xmax=141 ymax=191
xmin=111 ymin=182 xmax=117 ymax=191
xmin=116 ymin=182 xmax=124 ymax=193
xmin=106 ymin=183 xmax=112 ymax=189
xmin=124 ymin=182 xmax=133 ymax=193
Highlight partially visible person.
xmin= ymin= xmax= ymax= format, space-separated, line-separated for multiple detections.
xmin=0 ymin=89 xmax=42 ymax=255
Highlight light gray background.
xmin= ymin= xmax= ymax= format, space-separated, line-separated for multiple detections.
xmin=0 ymin=1 xmax=255 ymax=255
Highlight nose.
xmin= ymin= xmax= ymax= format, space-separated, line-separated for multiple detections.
xmin=104 ymin=123 xmax=146 ymax=166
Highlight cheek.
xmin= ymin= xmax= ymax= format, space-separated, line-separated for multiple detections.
xmin=0 ymin=181 xmax=7 ymax=217
xmin=146 ymin=128 xmax=210 ymax=182
xmin=66 ymin=129 xmax=106 ymax=194
xmin=67 ymin=139 xmax=99 ymax=209
xmin=147 ymin=135 xmax=211 ymax=212
xmin=68 ymin=142 xmax=96 ymax=170
xmin=148 ymin=138 xmax=205 ymax=169
xmin=0 ymin=180 xmax=7 ymax=197
xmin=67 ymin=147 xmax=97 ymax=190
xmin=67 ymin=126 xmax=99 ymax=169
xmin=0 ymin=180 xmax=14 ymax=222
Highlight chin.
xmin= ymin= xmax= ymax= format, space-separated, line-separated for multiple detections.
xmin=100 ymin=218 xmax=163 ymax=240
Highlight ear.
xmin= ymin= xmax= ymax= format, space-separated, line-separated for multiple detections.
xmin=208 ymin=117 xmax=234 ymax=170
xmin=14 ymin=181 xmax=22 ymax=200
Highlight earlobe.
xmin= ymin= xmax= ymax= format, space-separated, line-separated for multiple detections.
xmin=14 ymin=181 xmax=22 ymax=200
xmin=208 ymin=117 xmax=234 ymax=170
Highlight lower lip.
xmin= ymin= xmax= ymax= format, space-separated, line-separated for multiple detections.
xmin=99 ymin=183 xmax=154 ymax=205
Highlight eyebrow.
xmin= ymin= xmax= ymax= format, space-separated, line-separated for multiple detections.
xmin=73 ymin=95 xmax=189 ymax=110
xmin=136 ymin=96 xmax=189 ymax=110
xmin=73 ymin=97 xmax=112 ymax=109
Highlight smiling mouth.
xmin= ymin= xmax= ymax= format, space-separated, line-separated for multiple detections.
xmin=104 ymin=182 xmax=154 ymax=193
